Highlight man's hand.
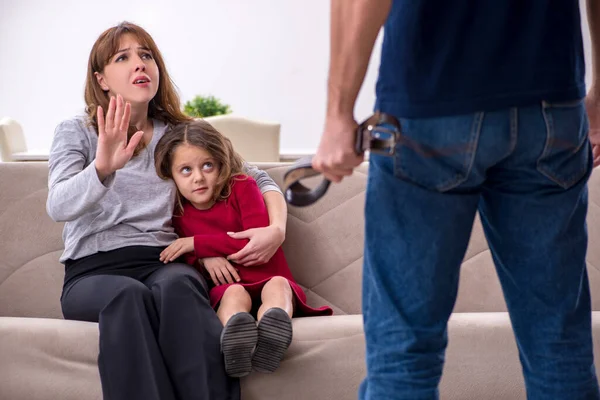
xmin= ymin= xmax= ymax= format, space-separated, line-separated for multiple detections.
xmin=585 ymin=90 xmax=600 ymax=168
xmin=312 ymin=114 xmax=364 ymax=182
xmin=315 ymin=0 xmax=391 ymax=182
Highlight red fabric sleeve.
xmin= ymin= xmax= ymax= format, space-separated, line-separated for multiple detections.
xmin=193 ymin=234 xmax=248 ymax=258
xmin=192 ymin=178 xmax=269 ymax=258
xmin=192 ymin=177 xmax=269 ymax=258
xmin=234 ymin=177 xmax=270 ymax=230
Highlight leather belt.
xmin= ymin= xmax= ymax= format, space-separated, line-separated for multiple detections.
xmin=283 ymin=112 xmax=401 ymax=207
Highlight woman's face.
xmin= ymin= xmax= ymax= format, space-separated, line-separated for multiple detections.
xmin=95 ymin=33 xmax=159 ymax=108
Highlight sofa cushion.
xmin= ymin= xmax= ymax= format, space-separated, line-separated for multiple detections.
xmin=0 ymin=163 xmax=371 ymax=317
xmin=1 ymin=163 xmax=600 ymax=319
xmin=0 ymin=163 xmax=64 ymax=318
xmin=0 ymin=315 xmax=366 ymax=400
xmin=7 ymin=313 xmax=600 ymax=400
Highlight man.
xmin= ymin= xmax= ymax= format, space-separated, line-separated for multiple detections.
xmin=313 ymin=1 xmax=600 ymax=399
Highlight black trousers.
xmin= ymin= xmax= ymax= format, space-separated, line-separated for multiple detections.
xmin=61 ymin=246 xmax=240 ymax=400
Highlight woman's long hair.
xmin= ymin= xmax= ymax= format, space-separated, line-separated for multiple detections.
xmin=84 ymin=21 xmax=191 ymax=155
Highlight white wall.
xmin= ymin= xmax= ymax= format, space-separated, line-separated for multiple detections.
xmin=0 ymin=0 xmax=594 ymax=154
xmin=0 ymin=0 xmax=382 ymax=154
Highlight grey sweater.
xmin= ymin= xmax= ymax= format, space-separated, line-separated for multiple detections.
xmin=47 ymin=115 xmax=282 ymax=262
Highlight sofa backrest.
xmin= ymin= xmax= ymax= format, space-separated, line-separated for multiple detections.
xmin=1 ymin=162 xmax=599 ymax=318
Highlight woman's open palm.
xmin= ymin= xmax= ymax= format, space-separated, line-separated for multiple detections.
xmin=95 ymin=94 xmax=144 ymax=176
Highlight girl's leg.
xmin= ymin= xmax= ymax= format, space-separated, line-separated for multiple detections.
xmin=253 ymin=276 xmax=295 ymax=374
xmin=218 ymin=284 xmax=252 ymax=325
xmin=257 ymin=276 xmax=294 ymax=321
xmin=216 ymin=284 xmax=257 ymax=378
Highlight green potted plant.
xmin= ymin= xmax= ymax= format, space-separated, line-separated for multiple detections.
xmin=183 ymin=95 xmax=232 ymax=118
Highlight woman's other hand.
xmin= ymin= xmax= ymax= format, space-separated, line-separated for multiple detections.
xmin=226 ymin=225 xmax=285 ymax=266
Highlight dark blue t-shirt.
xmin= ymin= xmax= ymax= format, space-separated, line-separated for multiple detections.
xmin=375 ymin=0 xmax=586 ymax=118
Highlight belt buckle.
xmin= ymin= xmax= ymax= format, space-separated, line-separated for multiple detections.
xmin=357 ymin=116 xmax=400 ymax=156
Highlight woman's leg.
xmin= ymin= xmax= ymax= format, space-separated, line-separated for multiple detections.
xmin=61 ymin=274 xmax=176 ymax=400
xmin=253 ymin=276 xmax=294 ymax=373
xmin=256 ymin=276 xmax=294 ymax=321
xmin=143 ymin=263 xmax=241 ymax=399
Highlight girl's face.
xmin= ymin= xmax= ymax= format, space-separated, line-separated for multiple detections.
xmin=95 ymin=34 xmax=159 ymax=108
xmin=171 ymin=143 xmax=221 ymax=210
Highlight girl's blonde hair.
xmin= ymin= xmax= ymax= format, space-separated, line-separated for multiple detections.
xmin=155 ymin=119 xmax=246 ymax=212
xmin=84 ymin=21 xmax=192 ymax=155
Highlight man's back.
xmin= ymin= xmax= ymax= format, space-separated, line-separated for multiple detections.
xmin=314 ymin=2 xmax=600 ymax=397
xmin=376 ymin=0 xmax=586 ymax=118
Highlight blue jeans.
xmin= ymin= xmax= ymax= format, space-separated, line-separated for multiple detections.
xmin=359 ymin=100 xmax=599 ymax=400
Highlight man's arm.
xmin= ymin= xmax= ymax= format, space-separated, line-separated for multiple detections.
xmin=313 ymin=0 xmax=392 ymax=181
xmin=585 ymin=0 xmax=600 ymax=167
xmin=587 ymin=0 xmax=600 ymax=87
xmin=327 ymin=0 xmax=392 ymax=117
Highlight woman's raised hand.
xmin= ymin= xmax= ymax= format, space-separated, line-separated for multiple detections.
xmin=95 ymin=94 xmax=144 ymax=180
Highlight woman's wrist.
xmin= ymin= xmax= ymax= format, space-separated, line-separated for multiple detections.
xmin=95 ymin=165 xmax=111 ymax=182
xmin=270 ymin=223 xmax=286 ymax=244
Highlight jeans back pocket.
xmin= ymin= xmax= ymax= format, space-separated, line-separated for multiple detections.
xmin=538 ymin=99 xmax=591 ymax=189
xmin=393 ymin=112 xmax=483 ymax=192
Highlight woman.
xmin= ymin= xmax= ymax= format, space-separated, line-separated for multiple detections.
xmin=46 ymin=21 xmax=287 ymax=400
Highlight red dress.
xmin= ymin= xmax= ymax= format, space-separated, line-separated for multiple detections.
xmin=173 ymin=176 xmax=333 ymax=317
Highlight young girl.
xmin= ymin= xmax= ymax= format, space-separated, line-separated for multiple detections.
xmin=49 ymin=21 xmax=288 ymax=400
xmin=155 ymin=120 xmax=333 ymax=378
